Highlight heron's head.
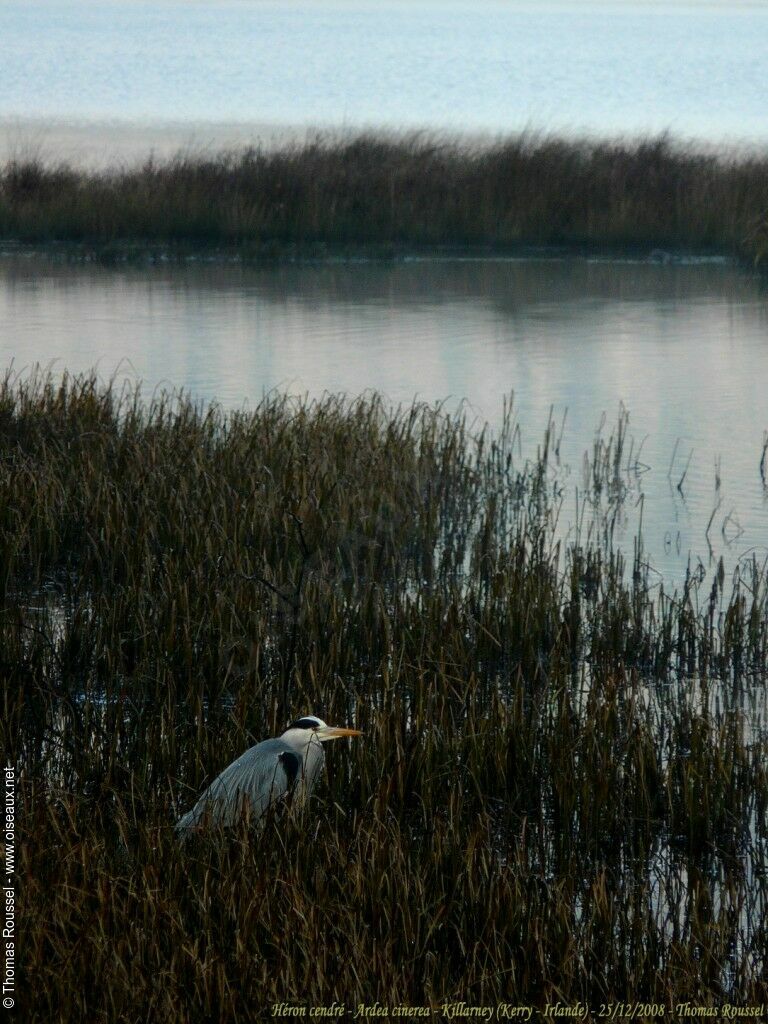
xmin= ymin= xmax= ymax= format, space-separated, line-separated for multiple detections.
xmin=284 ymin=715 xmax=362 ymax=743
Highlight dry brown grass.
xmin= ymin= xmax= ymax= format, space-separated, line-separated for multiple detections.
xmin=1 ymin=132 xmax=767 ymax=263
xmin=2 ymin=370 xmax=767 ymax=1020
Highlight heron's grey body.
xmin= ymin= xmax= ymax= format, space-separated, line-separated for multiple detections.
xmin=175 ymin=715 xmax=359 ymax=835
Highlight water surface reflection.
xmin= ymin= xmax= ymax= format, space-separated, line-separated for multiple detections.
xmin=2 ymin=254 xmax=767 ymax=587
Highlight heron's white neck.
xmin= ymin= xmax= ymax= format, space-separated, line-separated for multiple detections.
xmin=281 ymin=727 xmax=322 ymax=758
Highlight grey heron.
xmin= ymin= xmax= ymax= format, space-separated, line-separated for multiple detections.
xmin=175 ymin=715 xmax=361 ymax=835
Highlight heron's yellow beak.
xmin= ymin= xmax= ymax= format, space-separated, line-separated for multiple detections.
xmin=317 ymin=725 xmax=362 ymax=741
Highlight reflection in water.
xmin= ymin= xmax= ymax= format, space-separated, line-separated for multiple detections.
xmin=2 ymin=254 xmax=767 ymax=588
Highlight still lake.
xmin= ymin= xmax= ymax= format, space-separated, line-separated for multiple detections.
xmin=2 ymin=254 xmax=767 ymax=590
xmin=2 ymin=1 xmax=768 ymax=155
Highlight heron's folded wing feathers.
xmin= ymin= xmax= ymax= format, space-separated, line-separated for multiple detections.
xmin=176 ymin=738 xmax=301 ymax=831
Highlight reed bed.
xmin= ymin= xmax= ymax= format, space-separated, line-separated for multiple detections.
xmin=1 ymin=132 xmax=768 ymax=264
xmin=2 ymin=369 xmax=767 ymax=1020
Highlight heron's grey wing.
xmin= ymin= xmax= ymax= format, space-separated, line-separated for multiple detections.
xmin=176 ymin=738 xmax=301 ymax=833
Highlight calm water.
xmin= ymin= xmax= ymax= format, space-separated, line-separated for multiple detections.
xmin=2 ymin=254 xmax=767 ymax=589
xmin=1 ymin=1 xmax=768 ymax=149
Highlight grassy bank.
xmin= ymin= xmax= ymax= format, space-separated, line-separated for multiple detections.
xmin=3 ymin=370 xmax=767 ymax=1020
xmin=1 ymin=133 xmax=768 ymax=264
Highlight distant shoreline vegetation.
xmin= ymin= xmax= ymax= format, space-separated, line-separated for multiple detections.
xmin=1 ymin=131 xmax=767 ymax=266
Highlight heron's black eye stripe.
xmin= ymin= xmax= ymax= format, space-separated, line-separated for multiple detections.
xmin=289 ymin=717 xmax=320 ymax=730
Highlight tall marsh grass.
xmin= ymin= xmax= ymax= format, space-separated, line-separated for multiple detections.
xmin=2 ymin=370 xmax=767 ymax=1020
xmin=1 ymin=133 xmax=768 ymax=263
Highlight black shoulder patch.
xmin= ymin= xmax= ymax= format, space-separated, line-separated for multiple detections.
xmin=278 ymin=750 xmax=301 ymax=789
